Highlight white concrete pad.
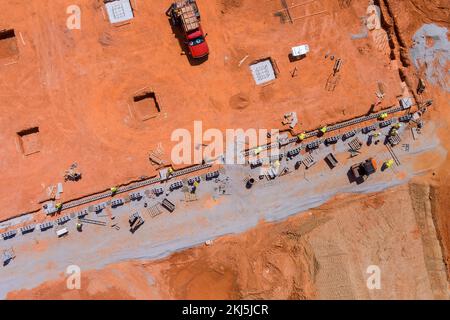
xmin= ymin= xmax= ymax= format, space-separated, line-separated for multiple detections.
xmin=105 ymin=0 xmax=134 ymax=24
xmin=249 ymin=59 xmax=276 ymax=85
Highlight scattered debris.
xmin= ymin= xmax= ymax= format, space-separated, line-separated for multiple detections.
xmin=64 ymin=163 xmax=82 ymax=182
xmin=2 ymin=248 xmax=15 ymax=266
xmin=282 ymin=112 xmax=298 ymax=129
xmin=238 ymin=55 xmax=249 ymax=67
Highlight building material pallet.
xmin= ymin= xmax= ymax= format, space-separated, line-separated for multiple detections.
xmin=302 ymin=154 xmax=317 ymax=169
xmin=348 ymin=138 xmax=363 ymax=151
xmin=146 ymin=204 xmax=163 ymax=218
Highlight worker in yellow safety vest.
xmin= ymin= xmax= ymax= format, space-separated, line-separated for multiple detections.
xmin=373 ymin=132 xmax=381 ymax=138
xmin=55 ymin=203 xmax=62 ymax=210
xmin=168 ymin=167 xmax=174 ymax=175
xmin=320 ymin=126 xmax=327 ymax=134
xmin=193 ymin=181 xmax=199 ymax=188
xmin=379 ymin=112 xmax=388 ymax=120
xmin=110 ymin=186 xmax=118 ymax=194
xmin=298 ymin=133 xmax=306 ymax=141
xmin=254 ymin=147 xmax=263 ymax=156
xmin=393 ymin=123 xmax=402 ymax=129
xmin=76 ymin=222 xmax=83 ymax=231
xmin=384 ymin=159 xmax=395 ymax=169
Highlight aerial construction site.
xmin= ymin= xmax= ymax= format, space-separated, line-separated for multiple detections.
xmin=0 ymin=0 xmax=449 ymax=301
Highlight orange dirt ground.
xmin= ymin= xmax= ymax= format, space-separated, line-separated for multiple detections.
xmin=1 ymin=0 xmax=405 ymax=218
xmin=2 ymin=0 xmax=450 ymax=300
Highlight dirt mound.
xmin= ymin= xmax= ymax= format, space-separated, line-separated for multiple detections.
xmin=219 ymin=0 xmax=244 ymax=13
xmin=229 ymin=92 xmax=250 ymax=109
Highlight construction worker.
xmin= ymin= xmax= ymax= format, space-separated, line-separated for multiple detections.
xmin=372 ymin=132 xmax=381 ymax=138
xmin=274 ymin=160 xmax=280 ymax=168
xmin=384 ymin=159 xmax=395 ymax=169
xmin=55 ymin=203 xmax=62 ymax=211
xmin=76 ymin=222 xmax=83 ymax=232
xmin=298 ymin=133 xmax=306 ymax=141
xmin=110 ymin=186 xmax=118 ymax=194
xmin=379 ymin=112 xmax=388 ymax=120
xmin=193 ymin=181 xmax=199 ymax=188
xmin=320 ymin=126 xmax=327 ymax=134
xmin=393 ymin=123 xmax=402 ymax=129
xmin=167 ymin=167 xmax=174 ymax=176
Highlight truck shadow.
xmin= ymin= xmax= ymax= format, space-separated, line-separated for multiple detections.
xmin=168 ymin=20 xmax=208 ymax=66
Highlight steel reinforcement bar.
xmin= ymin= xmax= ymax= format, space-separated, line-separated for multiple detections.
xmin=60 ymin=163 xmax=212 ymax=211
xmin=244 ymin=104 xmax=407 ymax=156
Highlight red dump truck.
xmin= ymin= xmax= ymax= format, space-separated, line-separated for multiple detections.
xmin=166 ymin=0 xmax=209 ymax=59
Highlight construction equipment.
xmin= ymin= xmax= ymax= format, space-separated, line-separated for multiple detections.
xmin=166 ymin=0 xmax=209 ymax=59
xmin=350 ymin=158 xmax=377 ymax=183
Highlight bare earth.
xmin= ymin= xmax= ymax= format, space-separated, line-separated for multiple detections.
xmin=1 ymin=0 xmax=450 ymax=299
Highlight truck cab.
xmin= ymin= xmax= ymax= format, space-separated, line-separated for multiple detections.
xmin=186 ymin=26 xmax=209 ymax=58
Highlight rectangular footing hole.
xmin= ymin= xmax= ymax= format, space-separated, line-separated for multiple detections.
xmin=133 ymin=91 xmax=161 ymax=121
xmin=17 ymin=127 xmax=41 ymax=156
xmin=0 ymin=29 xmax=19 ymax=59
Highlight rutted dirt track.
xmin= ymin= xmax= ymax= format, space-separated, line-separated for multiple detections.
xmin=8 ymin=183 xmax=448 ymax=300
xmin=2 ymin=0 xmax=450 ymax=299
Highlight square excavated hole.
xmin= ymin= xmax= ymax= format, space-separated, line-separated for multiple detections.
xmin=17 ymin=127 xmax=41 ymax=156
xmin=133 ymin=91 xmax=161 ymax=121
xmin=0 ymin=29 xmax=19 ymax=59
